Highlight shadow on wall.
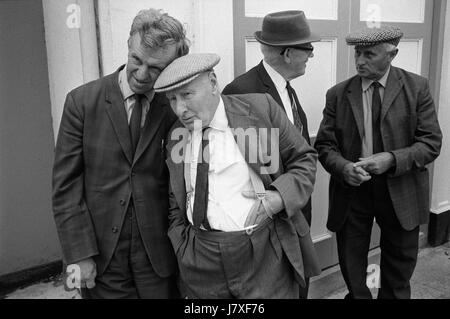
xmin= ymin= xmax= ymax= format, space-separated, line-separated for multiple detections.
xmin=0 ymin=0 xmax=61 ymax=278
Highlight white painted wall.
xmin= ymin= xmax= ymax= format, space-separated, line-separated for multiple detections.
xmin=431 ymin=3 xmax=450 ymax=215
xmin=97 ymin=0 xmax=234 ymax=90
xmin=42 ymin=0 xmax=99 ymax=140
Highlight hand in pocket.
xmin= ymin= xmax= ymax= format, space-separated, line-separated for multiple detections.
xmin=244 ymin=199 xmax=268 ymax=228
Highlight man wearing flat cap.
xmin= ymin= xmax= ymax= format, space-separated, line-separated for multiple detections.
xmin=223 ymin=10 xmax=320 ymax=298
xmin=315 ymin=26 xmax=442 ymax=299
xmin=156 ymin=53 xmax=321 ymax=299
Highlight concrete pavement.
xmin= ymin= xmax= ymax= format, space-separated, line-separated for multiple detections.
xmin=3 ymin=242 xmax=450 ymax=299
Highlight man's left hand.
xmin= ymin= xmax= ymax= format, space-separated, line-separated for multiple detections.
xmin=242 ymin=190 xmax=284 ymax=228
xmin=354 ymin=152 xmax=395 ymax=175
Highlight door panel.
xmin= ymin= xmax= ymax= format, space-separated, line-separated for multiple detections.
xmin=231 ymin=0 xmax=434 ymax=270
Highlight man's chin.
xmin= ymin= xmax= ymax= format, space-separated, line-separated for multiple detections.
xmin=357 ymin=70 xmax=368 ymax=77
xmin=132 ymin=87 xmax=152 ymax=94
xmin=130 ymin=81 xmax=153 ymax=94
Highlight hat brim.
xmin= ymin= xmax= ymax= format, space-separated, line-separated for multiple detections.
xmin=154 ymin=73 xmax=202 ymax=93
xmin=254 ymin=31 xmax=321 ymax=46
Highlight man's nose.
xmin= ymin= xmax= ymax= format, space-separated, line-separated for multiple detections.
xmin=173 ymin=99 xmax=187 ymax=116
xmin=136 ymin=66 xmax=151 ymax=81
xmin=356 ymin=56 xmax=365 ymax=66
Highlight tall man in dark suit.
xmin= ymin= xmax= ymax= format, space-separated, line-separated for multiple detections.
xmin=315 ymin=26 xmax=442 ymax=299
xmin=52 ymin=9 xmax=189 ymax=298
xmin=154 ymin=53 xmax=321 ymax=298
xmin=222 ymin=10 xmax=320 ymax=298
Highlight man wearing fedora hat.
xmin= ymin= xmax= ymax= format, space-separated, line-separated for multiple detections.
xmin=315 ymin=26 xmax=442 ymax=299
xmin=223 ymin=10 xmax=320 ymax=298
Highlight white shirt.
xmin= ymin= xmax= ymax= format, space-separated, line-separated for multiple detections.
xmin=185 ymin=98 xmax=259 ymax=232
xmin=262 ymin=60 xmax=295 ymax=124
xmin=118 ymin=67 xmax=154 ymax=127
xmin=361 ymin=67 xmax=390 ymax=157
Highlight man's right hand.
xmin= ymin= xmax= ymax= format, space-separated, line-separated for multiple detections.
xmin=343 ymin=162 xmax=372 ymax=187
xmin=68 ymin=257 xmax=97 ymax=289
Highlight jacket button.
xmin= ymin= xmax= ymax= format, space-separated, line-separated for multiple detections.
xmin=119 ymin=199 xmax=126 ymax=206
xmin=112 ymin=227 xmax=119 ymax=234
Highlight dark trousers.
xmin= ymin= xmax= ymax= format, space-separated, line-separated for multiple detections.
xmin=299 ymin=278 xmax=310 ymax=299
xmin=81 ymin=205 xmax=178 ymax=299
xmin=336 ymin=176 xmax=419 ymax=299
xmin=177 ymin=219 xmax=299 ymax=299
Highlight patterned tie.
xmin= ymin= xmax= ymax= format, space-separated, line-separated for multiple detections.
xmin=129 ymin=94 xmax=144 ymax=156
xmin=192 ymin=127 xmax=212 ymax=230
xmin=371 ymin=82 xmax=383 ymax=154
xmin=286 ymin=81 xmax=310 ymax=144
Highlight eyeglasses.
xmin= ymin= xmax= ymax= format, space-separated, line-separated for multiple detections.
xmin=280 ymin=45 xmax=314 ymax=56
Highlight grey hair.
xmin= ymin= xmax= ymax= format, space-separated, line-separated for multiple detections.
xmin=129 ymin=8 xmax=190 ymax=57
xmin=260 ymin=43 xmax=283 ymax=64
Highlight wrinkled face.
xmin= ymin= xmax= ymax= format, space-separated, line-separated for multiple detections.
xmin=285 ymin=45 xmax=314 ymax=80
xmin=354 ymin=44 xmax=396 ymax=80
xmin=126 ymin=33 xmax=178 ymax=94
xmin=166 ymin=72 xmax=220 ymax=131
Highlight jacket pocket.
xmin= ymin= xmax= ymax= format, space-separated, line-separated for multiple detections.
xmin=292 ymin=212 xmax=310 ymax=237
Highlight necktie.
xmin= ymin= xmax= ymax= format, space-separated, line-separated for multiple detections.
xmin=192 ymin=128 xmax=212 ymax=230
xmin=286 ymin=82 xmax=310 ymax=144
xmin=129 ymin=94 xmax=144 ymax=155
xmin=371 ymin=82 xmax=383 ymax=154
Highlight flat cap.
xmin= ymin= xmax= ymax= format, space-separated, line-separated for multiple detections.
xmin=346 ymin=26 xmax=403 ymax=47
xmin=154 ymin=53 xmax=220 ymax=93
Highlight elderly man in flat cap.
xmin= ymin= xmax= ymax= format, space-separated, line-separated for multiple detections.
xmin=222 ymin=10 xmax=320 ymax=299
xmin=315 ymin=26 xmax=442 ymax=299
xmin=155 ymin=53 xmax=321 ymax=299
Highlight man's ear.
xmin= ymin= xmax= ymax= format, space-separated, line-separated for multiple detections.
xmin=281 ymin=48 xmax=291 ymax=64
xmin=209 ymin=72 xmax=219 ymax=93
xmin=389 ymin=48 xmax=399 ymax=61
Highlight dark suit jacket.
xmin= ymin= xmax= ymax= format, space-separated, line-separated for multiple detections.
xmin=315 ymin=66 xmax=442 ymax=232
xmin=223 ymin=61 xmax=313 ymax=225
xmin=52 ymin=65 xmax=178 ymax=277
xmin=165 ymin=93 xmax=321 ymax=286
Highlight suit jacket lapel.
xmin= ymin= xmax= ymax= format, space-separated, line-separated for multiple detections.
xmin=381 ymin=67 xmax=403 ymax=121
xmin=257 ymin=62 xmax=285 ymax=110
xmin=346 ymin=76 xmax=365 ymax=140
xmin=166 ymin=121 xmax=189 ymax=214
xmin=222 ymin=95 xmax=273 ymax=187
xmin=133 ymin=93 xmax=167 ymax=164
xmin=105 ymin=66 xmax=133 ymax=164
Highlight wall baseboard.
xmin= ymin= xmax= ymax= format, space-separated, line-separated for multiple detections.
xmin=428 ymin=210 xmax=450 ymax=247
xmin=0 ymin=260 xmax=63 ymax=298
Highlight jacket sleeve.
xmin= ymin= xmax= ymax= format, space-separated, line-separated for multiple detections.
xmin=314 ymin=88 xmax=352 ymax=185
xmin=265 ymin=94 xmax=318 ymax=218
xmin=390 ymin=79 xmax=442 ymax=177
xmin=167 ymin=182 xmax=189 ymax=254
xmin=52 ymin=92 xmax=98 ymax=264
xmin=165 ymin=126 xmax=190 ymax=254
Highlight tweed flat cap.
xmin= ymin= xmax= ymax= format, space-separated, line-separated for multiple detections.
xmin=154 ymin=53 xmax=220 ymax=93
xmin=346 ymin=26 xmax=403 ymax=47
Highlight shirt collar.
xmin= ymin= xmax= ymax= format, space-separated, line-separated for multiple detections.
xmin=208 ymin=97 xmax=228 ymax=132
xmin=263 ymin=60 xmax=287 ymax=92
xmin=362 ymin=66 xmax=391 ymax=92
xmin=118 ymin=66 xmax=155 ymax=102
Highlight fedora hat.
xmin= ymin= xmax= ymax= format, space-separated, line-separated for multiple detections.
xmin=254 ymin=10 xmax=320 ymax=47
